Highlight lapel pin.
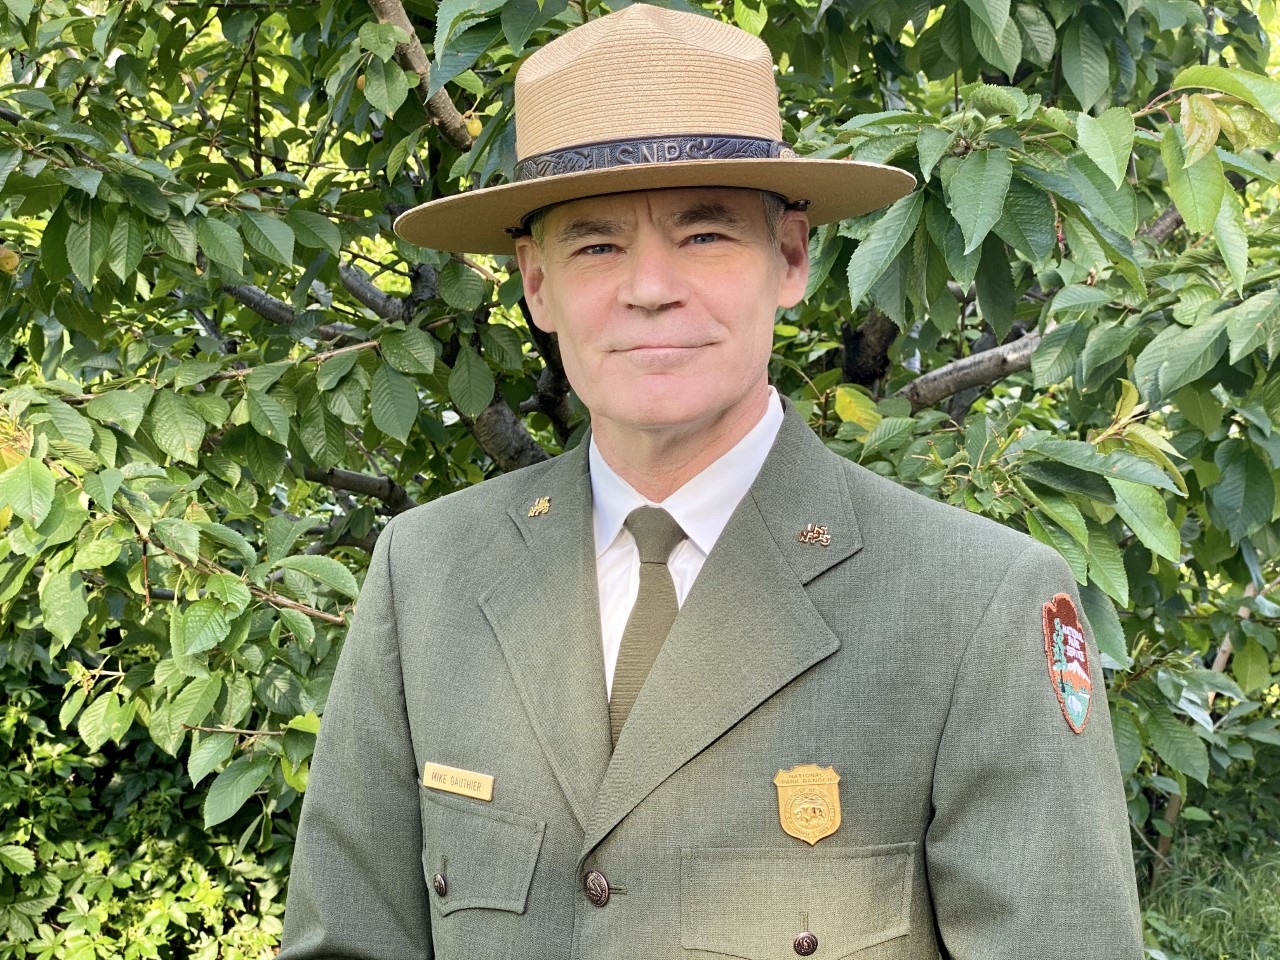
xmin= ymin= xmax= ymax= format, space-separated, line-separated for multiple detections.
xmin=797 ymin=523 xmax=831 ymax=547
xmin=527 ymin=496 xmax=551 ymax=518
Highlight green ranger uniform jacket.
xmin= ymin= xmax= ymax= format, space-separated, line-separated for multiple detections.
xmin=280 ymin=405 xmax=1143 ymax=960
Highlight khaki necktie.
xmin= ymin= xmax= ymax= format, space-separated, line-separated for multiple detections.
xmin=609 ymin=506 xmax=686 ymax=747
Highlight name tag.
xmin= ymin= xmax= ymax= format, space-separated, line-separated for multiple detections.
xmin=422 ymin=761 xmax=494 ymax=802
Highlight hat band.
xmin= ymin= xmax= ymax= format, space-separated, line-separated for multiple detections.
xmin=513 ymin=134 xmax=796 ymax=182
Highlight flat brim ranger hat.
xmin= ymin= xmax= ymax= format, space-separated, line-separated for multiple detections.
xmin=393 ymin=3 xmax=916 ymax=254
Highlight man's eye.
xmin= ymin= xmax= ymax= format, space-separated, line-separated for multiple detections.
xmin=579 ymin=243 xmax=616 ymax=255
xmin=688 ymin=233 xmax=721 ymax=245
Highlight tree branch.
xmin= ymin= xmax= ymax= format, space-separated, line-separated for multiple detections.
xmin=303 ymin=465 xmax=417 ymax=514
xmin=463 ymin=397 xmax=550 ymax=472
xmin=222 ymin=282 xmax=295 ymax=325
xmin=0 ymin=105 xmax=23 ymax=125
xmin=366 ymin=0 xmax=474 ymax=152
xmin=1141 ymin=206 xmax=1185 ymax=245
xmin=517 ymin=298 xmax=573 ymax=441
xmin=896 ymin=326 xmax=1044 ymax=413
xmin=337 ymin=261 xmax=412 ymax=322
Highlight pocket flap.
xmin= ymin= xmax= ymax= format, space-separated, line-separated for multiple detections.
xmin=419 ymin=788 xmax=545 ymax=916
xmin=681 ymin=843 xmax=915 ymax=959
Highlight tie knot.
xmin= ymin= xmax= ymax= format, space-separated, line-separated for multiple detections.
xmin=625 ymin=507 xmax=686 ymax=564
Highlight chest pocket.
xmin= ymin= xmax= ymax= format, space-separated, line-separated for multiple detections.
xmin=680 ymin=843 xmax=915 ymax=959
xmin=419 ymin=787 xmax=545 ymax=915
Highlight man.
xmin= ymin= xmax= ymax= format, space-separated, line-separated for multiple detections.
xmin=281 ymin=6 xmax=1142 ymax=959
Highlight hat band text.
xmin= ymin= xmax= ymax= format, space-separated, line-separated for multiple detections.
xmin=513 ymin=135 xmax=796 ymax=182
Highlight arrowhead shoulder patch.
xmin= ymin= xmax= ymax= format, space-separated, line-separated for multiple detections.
xmin=1043 ymin=593 xmax=1092 ymax=734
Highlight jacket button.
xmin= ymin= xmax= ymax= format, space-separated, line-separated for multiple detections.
xmin=583 ymin=870 xmax=610 ymax=907
xmin=794 ymin=932 xmax=818 ymax=956
xmin=432 ymin=873 xmax=447 ymax=897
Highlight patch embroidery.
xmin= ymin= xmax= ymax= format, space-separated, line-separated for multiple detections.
xmin=1043 ymin=593 xmax=1092 ymax=734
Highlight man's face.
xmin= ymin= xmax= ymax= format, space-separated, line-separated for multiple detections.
xmin=515 ymin=188 xmax=809 ymax=443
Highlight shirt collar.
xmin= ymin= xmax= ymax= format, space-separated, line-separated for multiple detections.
xmin=589 ymin=388 xmax=785 ymax=558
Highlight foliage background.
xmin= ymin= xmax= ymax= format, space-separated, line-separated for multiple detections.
xmin=1 ymin=0 xmax=1279 ymax=956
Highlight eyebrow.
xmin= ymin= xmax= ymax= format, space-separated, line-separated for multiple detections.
xmin=552 ymin=201 xmax=750 ymax=246
xmin=554 ymin=217 xmax=632 ymax=246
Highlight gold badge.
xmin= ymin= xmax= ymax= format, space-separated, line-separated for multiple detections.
xmin=773 ymin=764 xmax=841 ymax=845
xmin=527 ymin=496 xmax=551 ymax=518
xmin=797 ymin=523 xmax=831 ymax=546
xmin=422 ymin=761 xmax=494 ymax=802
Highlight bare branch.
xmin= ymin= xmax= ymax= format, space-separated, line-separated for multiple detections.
xmin=519 ymin=298 xmax=573 ymax=441
xmin=367 ymin=0 xmax=474 ymax=152
xmin=0 ymin=105 xmax=24 ymax=125
xmin=223 ymin=283 xmax=295 ymax=325
xmin=1141 ymin=206 xmax=1185 ymax=245
xmin=896 ymin=327 xmax=1045 ymax=413
xmin=337 ymin=261 xmax=412 ymax=322
xmin=463 ymin=397 xmax=551 ymax=472
xmin=303 ymin=465 xmax=417 ymax=514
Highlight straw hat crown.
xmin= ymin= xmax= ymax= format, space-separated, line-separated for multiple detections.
xmin=515 ymin=5 xmax=782 ymax=158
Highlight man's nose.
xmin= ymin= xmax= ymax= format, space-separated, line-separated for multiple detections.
xmin=619 ymin=235 xmax=686 ymax=313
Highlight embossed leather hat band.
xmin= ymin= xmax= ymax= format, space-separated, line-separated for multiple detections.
xmin=393 ymin=5 xmax=915 ymax=253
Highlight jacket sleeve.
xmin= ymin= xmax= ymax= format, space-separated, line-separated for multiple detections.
xmin=926 ymin=542 xmax=1143 ymax=960
xmin=279 ymin=520 xmax=433 ymax=960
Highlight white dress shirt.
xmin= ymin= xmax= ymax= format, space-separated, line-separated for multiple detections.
xmin=589 ymin=389 xmax=784 ymax=697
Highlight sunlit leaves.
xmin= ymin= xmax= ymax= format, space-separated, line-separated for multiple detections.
xmin=946 ymin=148 xmax=1011 ymax=254
xmin=1160 ymin=127 xmax=1225 ymax=234
xmin=846 ymin=191 xmax=923 ymax=311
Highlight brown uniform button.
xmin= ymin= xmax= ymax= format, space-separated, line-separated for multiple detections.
xmin=432 ymin=873 xmax=447 ymax=897
xmin=583 ymin=870 xmax=610 ymax=907
xmin=794 ymin=932 xmax=818 ymax=956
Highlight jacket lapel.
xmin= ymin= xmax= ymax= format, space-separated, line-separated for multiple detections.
xmin=478 ymin=443 xmax=613 ymax=832
xmin=580 ymin=407 xmax=863 ymax=860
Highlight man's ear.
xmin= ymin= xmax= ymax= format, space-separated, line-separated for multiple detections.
xmin=514 ymin=237 xmax=555 ymax=333
xmin=775 ymin=211 xmax=810 ymax=310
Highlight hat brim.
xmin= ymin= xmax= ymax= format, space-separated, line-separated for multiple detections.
xmin=392 ymin=158 xmax=916 ymax=254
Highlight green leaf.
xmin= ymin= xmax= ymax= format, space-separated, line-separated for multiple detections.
xmin=846 ymin=192 xmax=923 ymax=310
xmin=861 ymin=417 xmax=915 ymax=458
xmin=0 ymin=145 xmax=22 ymax=193
xmin=963 ymin=0 xmax=1010 ymax=39
xmin=1076 ymin=107 xmax=1134 ymax=189
xmin=1210 ymin=441 xmax=1275 ymax=542
xmin=970 ymin=15 xmax=1021 ymax=78
xmin=447 ymin=343 xmax=495 ymax=418
xmin=188 ymin=732 xmax=236 ymax=787
xmin=0 ymin=457 xmax=56 ymax=526
xmin=1233 ymin=638 xmax=1272 ymax=695
xmin=59 ymin=688 xmax=86 ymax=729
xmin=0 ymin=845 xmax=36 ymax=876
xmin=65 ymin=203 xmax=110 ymax=289
xmin=1049 ymin=284 xmax=1112 ymax=314
xmin=438 ymin=261 xmax=486 ymax=312
xmin=1081 ymin=582 xmax=1129 ymax=667
xmin=203 ymin=754 xmax=274 ymax=828
xmin=947 ymin=148 xmax=1011 ymax=254
xmin=993 ymin=178 xmax=1055 ymax=265
xmin=502 ymin=0 xmax=567 ymax=50
xmin=371 ymin=363 xmax=418 ymax=443
xmin=1224 ymin=289 xmax=1280 ymax=364
xmin=974 ymin=235 xmax=1014 ymax=340
xmin=1214 ymin=189 xmax=1249 ymax=296
xmin=78 ymin=693 xmax=119 ymax=753
xmin=199 ymin=522 xmax=258 ymax=566
xmin=172 ymin=675 xmax=223 ymax=728
xmin=1146 ymin=708 xmax=1209 ymax=785
xmin=154 ymin=517 xmax=202 ymax=563
xmin=39 ymin=569 xmax=89 ymax=649
xmin=246 ymin=389 xmax=291 ymax=443
xmin=1161 ymin=127 xmax=1225 ymax=234
xmin=916 ymin=127 xmax=954 ymax=183
xmin=108 ymin=211 xmax=146 ymax=280
xmin=56 ymin=166 xmax=103 ymax=197
xmin=317 ymin=351 xmax=359 ymax=390
xmin=363 ymin=55 xmax=411 ymax=117
xmin=1107 ymin=477 xmax=1181 ymax=562
xmin=85 ymin=390 xmax=147 ymax=435
xmin=1171 ymin=65 xmax=1280 ymax=124
xmin=1181 ymin=93 xmax=1221 ymax=166
xmin=183 ymin=598 xmax=231 ymax=655
xmin=240 ymin=211 xmax=295 ymax=266
xmin=381 ymin=327 xmax=438 ymax=375
xmin=1031 ymin=322 xmax=1081 ymax=387
xmin=480 ymin=326 xmax=524 ymax=371
xmin=160 ymin=217 xmax=198 ymax=263
xmin=1031 ymin=439 xmax=1180 ymax=493
xmin=1132 ymin=313 xmax=1229 ymax=403
xmin=358 ymin=21 xmax=405 ymax=60
xmin=150 ymin=391 xmax=207 ymax=465
xmin=287 ymin=209 xmax=342 ymax=257
xmin=299 ymin=390 xmax=346 ymax=467
xmin=1085 ymin=521 xmax=1129 ymax=607
xmin=276 ymin=554 xmax=359 ymax=599
xmin=1061 ymin=19 xmax=1109 ymax=109
xmin=197 ymin=217 xmax=245 ymax=272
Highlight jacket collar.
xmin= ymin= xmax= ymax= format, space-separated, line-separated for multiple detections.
xmin=479 ymin=402 xmax=863 ymax=847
